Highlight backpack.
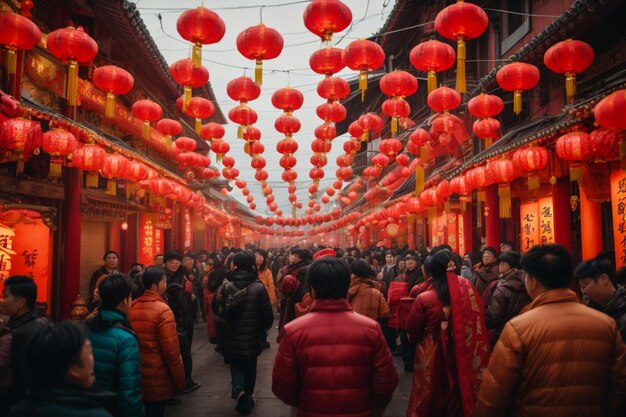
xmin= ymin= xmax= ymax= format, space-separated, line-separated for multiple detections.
xmin=215 ymin=279 xmax=249 ymax=322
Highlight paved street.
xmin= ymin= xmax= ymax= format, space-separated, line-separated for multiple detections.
xmin=167 ymin=317 xmax=412 ymax=417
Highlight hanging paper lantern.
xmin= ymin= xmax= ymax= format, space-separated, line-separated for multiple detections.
xmin=348 ymin=120 xmax=364 ymax=140
xmin=590 ymin=128 xmax=620 ymax=161
xmin=271 ymin=87 xmax=304 ymax=113
xmin=184 ymin=97 xmax=215 ymax=133
xmin=379 ymin=138 xmax=403 ymax=160
xmin=317 ymin=77 xmax=350 ymax=100
xmin=449 ymin=175 xmax=471 ymax=211
xmin=303 ymin=0 xmax=352 ymax=42
xmin=155 ymin=119 xmax=182 ymax=150
xmin=222 ymin=167 xmax=240 ymax=181
xmin=275 ymin=115 xmax=302 ymax=137
xmin=342 ymin=39 xmax=385 ymax=100
xmin=42 ymin=128 xmax=77 ymax=177
xmin=555 ymin=131 xmax=592 ymax=181
xmin=466 ymin=165 xmax=491 ymax=202
xmin=434 ymin=1 xmax=488 ymax=93
xmin=496 ymin=62 xmax=540 ymax=115
xmin=381 ymin=98 xmax=411 ymax=136
xmin=277 ymin=137 xmax=299 ymax=154
xmin=309 ymin=167 xmax=325 ymax=184
xmin=468 ymin=93 xmax=504 ymax=118
xmin=427 ymin=86 xmax=462 ymax=113
xmin=175 ymin=137 xmax=197 ymax=153
xmin=210 ymin=138 xmax=230 ymax=162
xmin=242 ymin=127 xmax=262 ymax=148
xmin=202 ymin=168 xmax=217 ymax=179
xmin=594 ymin=89 xmax=626 ymax=162
xmin=0 ymin=117 xmax=42 ymax=173
xmin=336 ymin=154 xmax=353 ymax=167
xmin=169 ymin=59 xmax=209 ymax=110
xmin=379 ymin=70 xmax=418 ymax=98
xmin=226 ymin=76 xmax=261 ymax=103
xmin=309 ymin=46 xmax=345 ymax=75
xmin=280 ymin=155 xmax=297 ymax=169
xmin=314 ymin=123 xmax=337 ymax=141
xmin=236 ymin=23 xmax=284 ymax=85
xmin=316 ymin=102 xmax=346 ymax=123
xmin=126 ymin=161 xmax=150 ymax=197
xmin=372 ymin=153 xmax=390 ymax=169
xmin=101 ymin=153 xmax=129 ymax=195
xmin=396 ymin=154 xmax=410 ymax=166
xmin=409 ymin=39 xmax=455 ymax=93
xmin=200 ymin=122 xmax=225 ymax=142
xmin=489 ymin=158 xmax=517 ymax=218
xmin=176 ymin=7 xmax=225 ymax=67
xmin=229 ymin=104 xmax=258 ymax=138
xmin=46 ymin=27 xmax=98 ymax=107
xmin=544 ymin=39 xmax=594 ymax=100
xmin=473 ymin=118 xmax=501 ymax=148
xmin=512 ymin=146 xmax=549 ymax=190
xmin=358 ymin=113 xmax=384 ymax=142
xmin=72 ymin=144 xmax=106 ymax=188
xmin=310 ymin=153 xmax=328 ymax=168
xmin=282 ymin=169 xmax=298 ymax=183
xmin=132 ymin=99 xmax=162 ymax=139
xmin=91 ymin=65 xmax=135 ymax=119
xmin=251 ymin=155 xmax=267 ymax=169
xmin=0 ymin=11 xmax=41 ymax=75
xmin=336 ymin=166 xmax=353 ymax=181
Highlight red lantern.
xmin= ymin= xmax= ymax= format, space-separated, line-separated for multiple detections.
xmin=358 ymin=113 xmax=384 ymax=142
xmin=590 ymin=128 xmax=620 ymax=161
xmin=101 ymin=153 xmax=129 ymax=195
xmin=175 ymin=137 xmax=197 ymax=152
xmin=336 ymin=154 xmax=353 ymax=167
xmin=311 ymin=153 xmax=328 ymax=168
xmin=372 ymin=153 xmax=390 ymax=168
xmin=309 ymin=167 xmax=325 ymax=183
xmin=282 ymin=169 xmax=298 ymax=183
xmin=348 ymin=121 xmax=364 ymax=140
xmin=255 ymin=169 xmax=269 ymax=182
xmin=0 ymin=117 xmax=42 ymax=173
xmin=544 ymin=39 xmax=594 ymax=100
xmin=226 ymin=76 xmax=261 ymax=103
xmin=336 ymin=166 xmax=353 ymax=181
xmin=0 ymin=11 xmax=41 ymax=75
xmin=303 ymin=0 xmax=352 ymax=42
xmin=46 ymin=27 xmax=98 ymax=106
xmin=200 ymin=122 xmax=225 ymax=142
xmin=42 ymin=128 xmax=77 ymax=177
xmin=311 ymin=138 xmax=331 ymax=154
xmin=277 ymin=137 xmax=299 ymax=154
xmin=185 ymin=97 xmax=215 ymax=133
xmin=310 ymin=46 xmax=345 ymax=75
xmin=435 ymin=1 xmax=488 ymax=93
xmin=396 ymin=154 xmax=410 ymax=166
xmin=316 ymin=102 xmax=346 ymax=123
xmin=229 ymin=104 xmax=258 ymax=138
xmin=210 ymin=138 xmax=230 ymax=162
xmin=468 ymin=94 xmax=504 ymax=119
xmin=176 ymin=7 xmax=225 ymax=66
xmin=473 ymin=118 xmax=501 ymax=148
xmin=379 ymin=138 xmax=403 ymax=160
xmin=555 ymin=131 xmax=593 ymax=181
xmin=222 ymin=167 xmax=240 ymax=181
xmin=92 ymin=65 xmax=134 ymax=118
xmin=169 ymin=59 xmax=209 ymax=110
xmin=156 ymin=119 xmax=183 ymax=147
xmin=127 ymin=161 xmax=150 ymax=184
xmin=317 ymin=77 xmax=350 ymax=101
xmin=342 ymin=39 xmax=385 ymax=100
xmin=496 ymin=62 xmax=540 ymax=115
xmin=381 ymin=98 xmax=411 ymax=136
xmin=274 ymin=115 xmax=301 ymax=137
xmin=489 ymin=158 xmax=518 ymax=218
xmin=466 ymin=165 xmax=491 ymax=202
xmin=251 ymin=155 xmax=267 ymax=170
xmin=314 ymin=123 xmax=337 ymax=141
xmin=321 ymin=195 xmax=330 ymax=204
xmin=72 ymin=144 xmax=106 ymax=188
xmin=409 ymin=39 xmax=455 ymax=93
xmin=271 ymin=87 xmax=304 ymax=113
xmin=594 ymin=90 xmax=626 ymax=162
xmin=203 ymin=168 xmax=217 ymax=180
xmin=380 ymin=70 xmax=418 ymax=98
xmin=280 ymin=155 xmax=297 ymax=169
xmin=132 ymin=100 xmax=162 ymax=139
xmin=512 ymin=146 xmax=549 ymax=190
xmin=236 ymin=23 xmax=284 ymax=85
xmin=427 ymin=86 xmax=461 ymax=113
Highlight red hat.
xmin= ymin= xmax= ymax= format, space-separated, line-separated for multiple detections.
xmin=313 ymin=248 xmax=336 ymax=260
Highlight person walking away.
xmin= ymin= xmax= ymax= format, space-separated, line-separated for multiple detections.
xmin=576 ymin=257 xmax=626 ymax=341
xmin=212 ymin=251 xmax=273 ymax=415
xmin=88 ymin=251 xmax=120 ymax=309
xmin=472 ymin=247 xmax=499 ymax=295
xmin=474 ymin=244 xmax=626 ymax=417
xmin=272 ymin=257 xmax=399 ymax=417
xmin=484 ymin=251 xmax=530 ymax=346
xmin=406 ymin=251 xmax=490 ymax=417
xmin=86 ymin=274 xmax=144 ymax=417
xmin=8 ymin=321 xmax=116 ymax=417
xmin=1 ymin=276 xmax=49 ymax=411
xmin=348 ymin=259 xmax=391 ymax=320
xmin=205 ymin=253 xmax=226 ymax=343
xmin=255 ymin=249 xmax=276 ymax=349
xmin=129 ymin=267 xmax=185 ymax=417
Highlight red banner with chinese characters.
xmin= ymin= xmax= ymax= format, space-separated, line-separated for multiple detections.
xmin=0 ymin=219 xmax=51 ymax=304
xmin=520 ymin=201 xmax=540 ymax=252
xmin=611 ymin=170 xmax=626 ymax=268
xmin=446 ymin=213 xmax=459 ymax=254
xmin=538 ymin=197 xmax=555 ymax=245
xmin=138 ymin=214 xmax=157 ymax=267
xmin=458 ymin=214 xmax=466 ymax=256
xmin=155 ymin=227 xmax=163 ymax=256
xmin=183 ymin=209 xmax=192 ymax=252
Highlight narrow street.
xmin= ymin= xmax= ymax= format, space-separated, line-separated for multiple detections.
xmin=168 ymin=317 xmax=412 ymax=417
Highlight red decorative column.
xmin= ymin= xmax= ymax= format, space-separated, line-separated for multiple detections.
xmin=463 ymin=205 xmax=473 ymax=255
xmin=579 ymin=185 xmax=602 ymax=259
xmin=361 ymin=226 xmax=370 ymax=248
xmin=552 ymin=177 xmax=573 ymax=252
xmin=485 ymin=184 xmax=501 ymax=248
xmin=407 ymin=215 xmax=416 ymax=250
xmin=61 ymin=168 xmax=81 ymax=318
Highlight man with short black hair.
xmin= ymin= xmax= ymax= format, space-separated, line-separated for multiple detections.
xmin=88 ymin=251 xmax=119 ymax=308
xmin=8 ymin=321 xmax=115 ymax=417
xmin=86 ymin=274 xmax=143 ymax=417
xmin=153 ymin=254 xmax=164 ymax=268
xmin=1 ymin=276 xmax=48 ymax=408
xmin=273 ymin=257 xmax=398 ymax=417
xmin=475 ymin=244 xmax=626 ymax=417
xmin=576 ymin=258 xmax=626 ymax=341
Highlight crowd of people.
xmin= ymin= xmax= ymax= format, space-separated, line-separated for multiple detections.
xmin=1 ymin=240 xmax=626 ymax=417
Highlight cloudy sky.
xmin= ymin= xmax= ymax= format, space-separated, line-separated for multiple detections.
xmin=137 ymin=0 xmax=397 ymax=217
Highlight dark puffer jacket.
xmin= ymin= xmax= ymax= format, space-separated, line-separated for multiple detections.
xmin=484 ymin=268 xmax=531 ymax=339
xmin=588 ymin=285 xmax=626 ymax=342
xmin=473 ymin=262 xmax=499 ymax=296
xmin=213 ymin=269 xmax=274 ymax=359
xmin=8 ymin=385 xmax=116 ymax=417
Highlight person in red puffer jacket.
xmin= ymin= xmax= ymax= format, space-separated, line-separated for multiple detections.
xmin=272 ymin=257 xmax=399 ymax=417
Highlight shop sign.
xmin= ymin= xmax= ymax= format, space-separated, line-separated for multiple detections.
xmin=139 ymin=214 xmax=157 ymax=267
xmin=611 ymin=170 xmax=626 ymax=268
xmin=446 ymin=213 xmax=459 ymax=254
xmin=458 ymin=214 xmax=465 ymax=256
xmin=520 ymin=197 xmax=555 ymax=252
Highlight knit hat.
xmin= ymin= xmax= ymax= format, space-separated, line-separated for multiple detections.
xmin=164 ymin=251 xmax=183 ymax=263
xmin=498 ymin=251 xmax=521 ymax=269
xmin=351 ymin=259 xmax=375 ymax=278
xmin=482 ymin=246 xmax=498 ymax=257
xmin=313 ymin=248 xmax=336 ymax=260
xmin=233 ymin=251 xmax=256 ymax=271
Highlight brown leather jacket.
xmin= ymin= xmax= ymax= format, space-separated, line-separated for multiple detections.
xmin=348 ymin=277 xmax=391 ymax=320
xmin=475 ymin=288 xmax=626 ymax=417
xmin=484 ymin=268 xmax=531 ymax=336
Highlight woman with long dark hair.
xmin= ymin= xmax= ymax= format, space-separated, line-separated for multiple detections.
xmin=406 ymin=250 xmax=490 ymax=417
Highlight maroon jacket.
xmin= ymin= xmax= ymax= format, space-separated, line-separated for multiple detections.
xmin=272 ymin=299 xmax=399 ymax=417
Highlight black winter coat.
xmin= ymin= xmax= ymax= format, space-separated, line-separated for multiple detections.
xmin=165 ymin=281 xmax=187 ymax=334
xmin=8 ymin=385 xmax=116 ymax=417
xmin=588 ymin=285 xmax=626 ymax=342
xmin=484 ymin=268 xmax=531 ymax=336
xmin=212 ymin=269 xmax=274 ymax=359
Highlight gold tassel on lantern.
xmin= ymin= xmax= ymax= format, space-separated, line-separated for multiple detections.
xmin=183 ymin=86 xmax=191 ymax=111
xmin=476 ymin=189 xmax=485 ymax=203
xmin=105 ymin=92 xmax=115 ymax=119
xmin=460 ymin=196 xmax=467 ymax=212
xmin=513 ymin=90 xmax=522 ymax=115
xmin=528 ymin=174 xmax=540 ymax=191
xmin=456 ymin=38 xmax=466 ymax=94
xmin=138 ymin=188 xmax=146 ymax=198
xmin=415 ymin=165 xmax=425 ymax=194
xmin=391 ymin=117 xmax=398 ymax=136
xmin=444 ymin=199 xmax=451 ymax=214
xmin=427 ymin=69 xmax=437 ymax=94
xmin=67 ymin=59 xmax=78 ymax=107
xmin=428 ymin=206 xmax=437 ymax=226
xmin=569 ymin=163 xmax=583 ymax=182
xmin=86 ymin=172 xmax=99 ymax=188
xmin=255 ymin=59 xmax=263 ymax=85
xmin=237 ymin=125 xmax=244 ymax=139
xmin=420 ymin=146 xmax=429 ymax=163
xmin=192 ymin=42 xmax=202 ymax=67
xmin=359 ymin=70 xmax=368 ymax=101
xmin=484 ymin=137 xmax=493 ymax=149
xmin=498 ymin=184 xmax=511 ymax=219
xmin=49 ymin=160 xmax=63 ymax=178
xmin=361 ymin=131 xmax=368 ymax=143
xmin=142 ymin=121 xmax=150 ymax=140
xmin=106 ymin=179 xmax=117 ymax=196
xmin=164 ymin=135 xmax=172 ymax=150
xmin=565 ymin=72 xmax=576 ymax=100
xmin=195 ymin=118 xmax=202 ymax=134
xmin=126 ymin=182 xmax=136 ymax=199
xmin=6 ymin=48 xmax=17 ymax=75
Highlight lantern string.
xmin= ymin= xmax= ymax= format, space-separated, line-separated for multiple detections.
xmin=259 ymin=5 xmax=265 ymax=23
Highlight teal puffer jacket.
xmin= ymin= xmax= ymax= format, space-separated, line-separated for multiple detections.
xmin=86 ymin=309 xmax=144 ymax=417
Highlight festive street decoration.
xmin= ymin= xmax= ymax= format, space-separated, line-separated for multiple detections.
xmin=132 ymin=99 xmax=163 ymax=139
xmin=512 ymin=146 xmax=549 ymax=190
xmin=303 ymin=0 xmax=352 ymax=42
xmin=496 ymin=62 xmax=540 ymax=115
xmin=594 ymin=89 xmax=626 ymax=162
xmin=236 ymin=23 xmax=284 ymax=85
xmin=169 ymin=59 xmax=209 ymax=110
xmin=184 ymin=96 xmax=215 ymax=133
xmin=42 ymin=128 xmax=77 ymax=177
xmin=409 ymin=39 xmax=455 ymax=93
xmin=0 ymin=117 xmax=42 ymax=173
xmin=176 ymin=6 xmax=225 ymax=67
xmin=343 ymin=39 xmax=385 ymax=100
xmin=0 ymin=11 xmax=41 ymax=75
xmin=544 ymin=39 xmax=594 ymax=100
xmin=555 ymin=131 xmax=593 ymax=181
xmin=310 ymin=46 xmax=345 ymax=76
xmin=71 ymin=144 xmax=106 ymax=188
